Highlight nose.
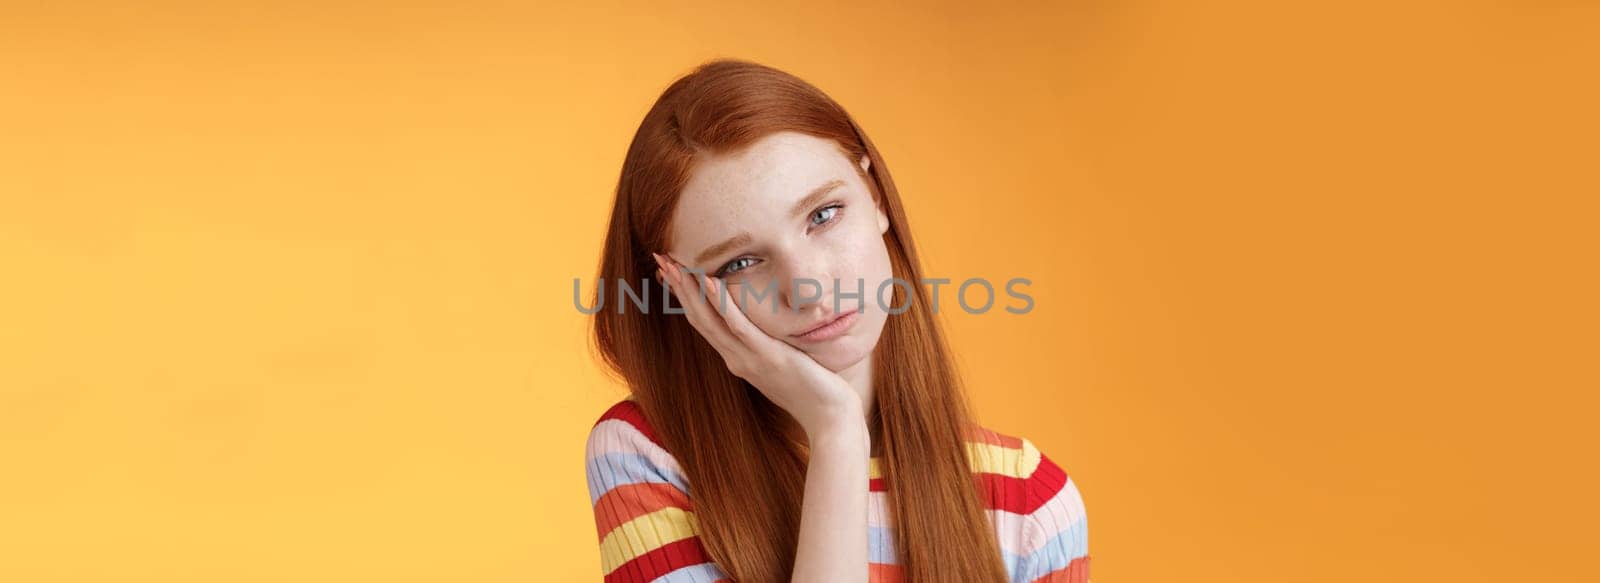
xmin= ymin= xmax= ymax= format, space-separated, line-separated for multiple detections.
xmin=777 ymin=252 xmax=833 ymax=316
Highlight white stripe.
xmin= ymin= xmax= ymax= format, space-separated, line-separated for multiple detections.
xmin=863 ymin=477 xmax=1083 ymax=556
xmin=585 ymin=419 xmax=688 ymax=477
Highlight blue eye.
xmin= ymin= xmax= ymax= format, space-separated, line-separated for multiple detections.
xmin=714 ymin=204 xmax=844 ymax=277
xmin=811 ymin=204 xmax=843 ymax=226
xmin=717 ymin=257 xmax=757 ymax=277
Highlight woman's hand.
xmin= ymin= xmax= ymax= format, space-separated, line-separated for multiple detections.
xmin=655 ymin=252 xmax=871 ymax=583
xmin=653 ymin=252 xmax=863 ymax=437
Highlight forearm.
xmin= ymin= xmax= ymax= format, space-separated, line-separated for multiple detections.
xmin=790 ymin=414 xmax=871 ymax=583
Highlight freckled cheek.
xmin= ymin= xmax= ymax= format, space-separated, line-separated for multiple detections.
xmin=834 ymin=227 xmax=893 ymax=286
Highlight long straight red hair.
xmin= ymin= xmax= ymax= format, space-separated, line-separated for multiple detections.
xmin=589 ymin=58 xmax=1009 ymax=583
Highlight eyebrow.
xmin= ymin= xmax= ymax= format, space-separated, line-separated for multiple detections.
xmin=788 ymin=179 xmax=845 ymax=220
xmin=691 ymin=179 xmax=847 ymax=267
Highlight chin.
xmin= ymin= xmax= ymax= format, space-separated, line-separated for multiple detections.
xmin=808 ymin=320 xmax=887 ymax=372
xmin=808 ymin=340 xmax=871 ymax=372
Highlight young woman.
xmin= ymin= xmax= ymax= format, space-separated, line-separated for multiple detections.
xmin=583 ymin=59 xmax=1090 ymax=583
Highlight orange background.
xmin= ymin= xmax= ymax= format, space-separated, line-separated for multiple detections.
xmin=3 ymin=1 xmax=1596 ymax=581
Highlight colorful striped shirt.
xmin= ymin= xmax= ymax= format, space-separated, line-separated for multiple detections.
xmin=585 ymin=399 xmax=1091 ymax=582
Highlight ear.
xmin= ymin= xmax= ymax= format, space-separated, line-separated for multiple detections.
xmin=861 ymin=155 xmax=890 ymax=235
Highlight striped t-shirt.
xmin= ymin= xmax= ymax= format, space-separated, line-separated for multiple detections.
xmin=585 ymin=399 xmax=1091 ymax=582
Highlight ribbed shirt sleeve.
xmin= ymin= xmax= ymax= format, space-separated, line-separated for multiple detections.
xmin=585 ymin=402 xmax=731 ymax=583
xmin=1010 ymin=440 xmax=1091 ymax=583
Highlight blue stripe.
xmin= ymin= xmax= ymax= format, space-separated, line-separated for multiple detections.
xmin=1004 ymin=518 xmax=1088 ymax=582
xmin=865 ymin=521 xmax=1087 ymax=579
xmin=869 ymin=526 xmax=897 ymax=564
xmin=651 ymin=562 xmax=729 ymax=582
xmin=586 ymin=452 xmax=691 ymax=505
xmin=1003 ymin=549 xmax=1027 ymax=581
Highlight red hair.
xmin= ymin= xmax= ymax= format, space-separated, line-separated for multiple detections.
xmin=589 ymin=58 xmax=1009 ymax=583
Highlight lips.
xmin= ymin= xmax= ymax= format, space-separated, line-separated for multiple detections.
xmin=795 ymin=313 xmax=844 ymax=336
xmin=791 ymin=310 xmax=860 ymax=342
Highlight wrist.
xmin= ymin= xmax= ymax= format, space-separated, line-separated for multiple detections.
xmin=800 ymin=401 xmax=868 ymax=448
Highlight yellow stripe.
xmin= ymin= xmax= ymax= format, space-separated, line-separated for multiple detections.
xmin=597 ymin=506 xmax=701 ymax=574
xmin=966 ymin=439 xmax=1040 ymax=478
xmin=866 ymin=439 xmax=1040 ymax=480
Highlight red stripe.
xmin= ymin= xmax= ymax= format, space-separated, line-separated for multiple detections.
xmin=593 ymin=482 xmax=694 ymax=541
xmin=603 ymin=537 xmax=713 ymax=583
xmin=595 ymin=399 xmax=661 ymax=446
xmin=869 ymin=562 xmax=905 ymax=582
xmin=868 ymin=452 xmax=1068 ymax=515
xmin=977 ymin=453 xmax=1068 ymax=514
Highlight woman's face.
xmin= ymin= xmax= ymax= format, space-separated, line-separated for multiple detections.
xmin=666 ymin=131 xmax=893 ymax=373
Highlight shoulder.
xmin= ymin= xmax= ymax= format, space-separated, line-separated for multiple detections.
xmin=965 ymin=425 xmax=1077 ymax=515
xmin=588 ymin=397 xmax=661 ymax=446
xmin=968 ymin=425 xmax=1089 ymax=582
xmin=585 ymin=399 xmax=725 ymax=581
xmin=584 ymin=398 xmax=692 ymax=502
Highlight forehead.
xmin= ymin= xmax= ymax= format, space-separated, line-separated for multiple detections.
xmin=669 ymin=131 xmax=855 ymax=248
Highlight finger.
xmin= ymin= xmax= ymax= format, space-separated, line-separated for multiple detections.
xmin=656 ymin=253 xmax=741 ymax=354
xmin=705 ymin=276 xmax=774 ymax=348
xmin=695 ymin=272 xmax=788 ymax=374
xmin=672 ymin=265 xmax=754 ymax=366
xmin=683 ymin=263 xmax=745 ymax=330
xmin=660 ymin=263 xmax=734 ymax=354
